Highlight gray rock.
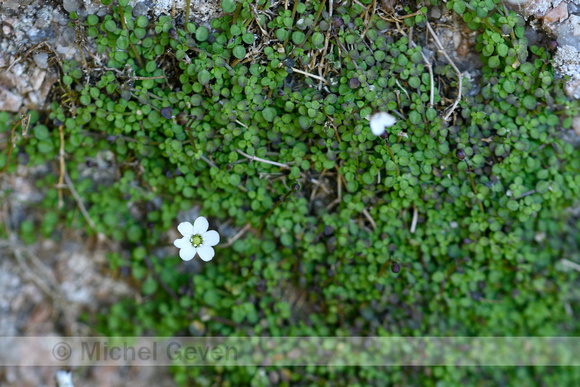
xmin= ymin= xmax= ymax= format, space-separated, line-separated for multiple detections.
xmin=553 ymin=44 xmax=580 ymax=98
xmin=569 ymin=2 xmax=580 ymax=15
xmin=0 ymin=89 xmax=23 ymax=112
xmin=32 ymin=52 xmax=49 ymax=69
xmin=62 ymin=0 xmax=81 ymax=13
xmin=431 ymin=6 xmax=441 ymax=19
xmin=34 ymin=7 xmax=53 ymax=29
xmin=557 ymin=15 xmax=580 ymax=52
xmin=133 ymin=2 xmax=150 ymax=17
xmin=2 ymin=0 xmax=21 ymax=10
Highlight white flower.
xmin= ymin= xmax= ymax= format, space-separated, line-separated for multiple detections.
xmin=173 ymin=217 xmax=220 ymax=261
xmin=56 ymin=370 xmax=74 ymax=387
xmin=369 ymin=111 xmax=397 ymax=136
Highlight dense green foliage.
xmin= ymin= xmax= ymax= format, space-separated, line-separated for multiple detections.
xmin=1 ymin=0 xmax=580 ymax=384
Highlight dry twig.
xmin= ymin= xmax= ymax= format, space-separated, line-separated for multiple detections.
xmin=236 ymin=149 xmax=291 ymax=169
xmin=219 ymin=223 xmax=253 ymax=248
xmin=410 ymin=205 xmax=418 ymax=233
xmin=426 ymin=20 xmax=463 ymax=120
xmin=64 ymin=171 xmax=97 ymax=231
xmin=362 ymin=208 xmax=377 ymax=230
xmin=291 ymin=67 xmax=328 ymax=84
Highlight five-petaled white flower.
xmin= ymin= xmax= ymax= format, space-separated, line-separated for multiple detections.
xmin=173 ymin=217 xmax=220 ymax=261
xmin=369 ymin=111 xmax=397 ymax=136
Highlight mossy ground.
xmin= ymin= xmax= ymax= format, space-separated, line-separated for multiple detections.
xmin=1 ymin=0 xmax=580 ymax=384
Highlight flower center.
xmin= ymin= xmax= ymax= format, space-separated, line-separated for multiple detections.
xmin=190 ymin=234 xmax=203 ymax=247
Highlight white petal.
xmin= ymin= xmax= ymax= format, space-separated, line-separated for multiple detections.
xmin=370 ymin=112 xmax=396 ymax=136
xmin=193 ymin=216 xmax=209 ymax=234
xmin=202 ymin=230 xmax=220 ymax=247
xmin=174 ymin=236 xmax=191 ymax=249
xmin=177 ymin=222 xmax=194 ymax=237
xmin=196 ymin=245 xmax=215 ymax=261
xmin=56 ymin=371 xmax=73 ymax=387
xmin=179 ymin=246 xmax=197 ymax=261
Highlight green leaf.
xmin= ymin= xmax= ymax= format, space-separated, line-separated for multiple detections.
xmin=409 ymin=111 xmax=421 ymax=124
xmin=142 ymin=277 xmax=158 ymax=295
xmin=488 ymin=56 xmax=500 ymax=68
xmin=298 ymin=116 xmax=312 ymax=129
xmin=104 ymin=20 xmax=117 ymax=32
xmin=242 ymin=33 xmax=255 ymax=44
xmin=397 ymin=54 xmax=408 ymax=66
xmin=262 ymin=107 xmax=276 ymax=122
xmin=116 ymin=36 xmax=129 ymax=50
xmin=522 ymin=95 xmax=537 ymax=110
xmin=453 ymin=0 xmax=466 ymax=14
xmin=520 ymin=62 xmax=534 ymax=74
xmin=86 ymin=14 xmax=99 ymax=26
xmin=506 ymin=200 xmax=519 ymax=211
xmin=80 ymin=95 xmax=91 ymax=106
xmin=136 ymin=15 xmax=148 ymax=28
xmin=497 ymin=43 xmax=508 ymax=57
xmin=133 ymin=28 xmax=146 ymax=39
xmin=183 ymin=186 xmax=194 ymax=198
xmin=426 ymin=108 xmax=437 ymax=121
xmin=232 ymin=46 xmax=246 ymax=59
xmin=312 ymin=32 xmax=324 ymax=47
xmin=536 ymin=181 xmax=550 ymax=194
xmin=146 ymin=60 xmax=157 ymax=73
xmin=198 ymin=69 xmax=211 ymax=85
xmin=203 ymin=289 xmax=219 ymax=305
xmin=34 ymin=125 xmax=50 ymax=140
xmin=292 ymin=31 xmax=306 ymax=44
xmin=221 ymin=0 xmax=237 ymax=13
xmin=230 ymin=24 xmax=242 ymax=36
xmin=502 ymin=80 xmax=515 ymax=93
xmin=127 ymin=225 xmax=143 ymax=242
xmin=229 ymin=174 xmax=241 ymax=185
xmin=275 ymin=29 xmax=288 ymax=41
xmin=195 ymin=26 xmax=209 ymax=42
xmin=409 ymin=76 xmax=421 ymax=88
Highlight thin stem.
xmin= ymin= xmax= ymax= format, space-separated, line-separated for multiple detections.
xmin=185 ymin=0 xmax=191 ymax=25
xmin=283 ymin=0 xmax=302 ymax=49
xmin=360 ymin=0 xmax=376 ymax=39
xmin=299 ymin=0 xmax=327 ymax=48
xmin=232 ymin=1 xmax=243 ymax=24
xmin=377 ymin=259 xmax=391 ymax=278
xmin=0 ymin=118 xmax=24 ymax=178
xmin=464 ymin=160 xmax=485 ymax=212
xmin=184 ymin=120 xmax=198 ymax=153
xmin=58 ymin=125 xmax=65 ymax=209
xmin=383 ymin=140 xmax=400 ymax=176
xmin=118 ymin=5 xmax=144 ymax=68
xmin=64 ymin=172 xmax=97 ymax=231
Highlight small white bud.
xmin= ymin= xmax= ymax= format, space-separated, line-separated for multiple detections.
xmin=369 ymin=112 xmax=397 ymax=136
xmin=56 ymin=370 xmax=74 ymax=387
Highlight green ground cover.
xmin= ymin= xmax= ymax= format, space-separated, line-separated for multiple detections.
xmin=1 ymin=0 xmax=579 ymax=384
